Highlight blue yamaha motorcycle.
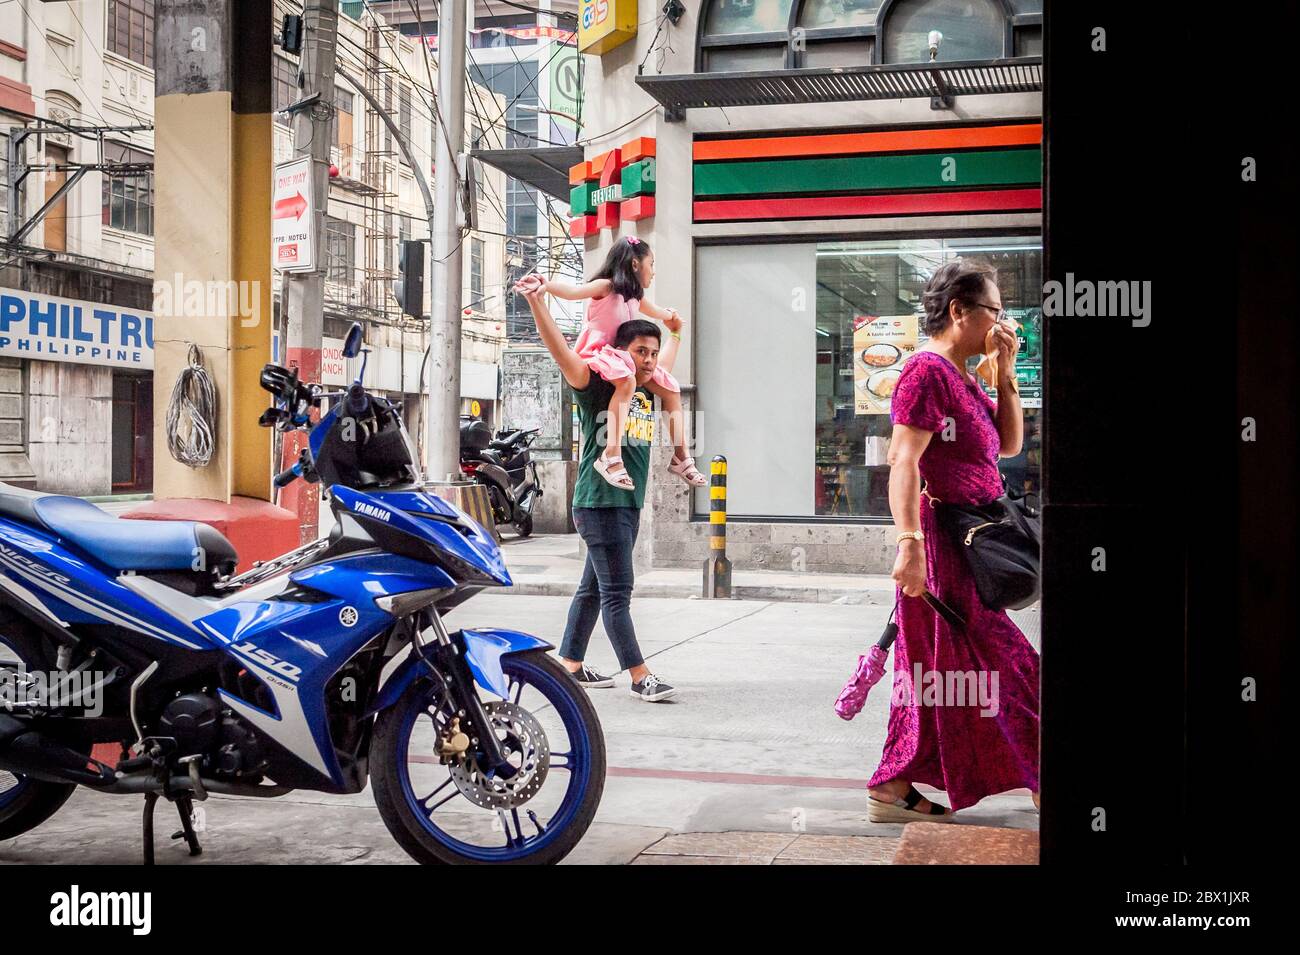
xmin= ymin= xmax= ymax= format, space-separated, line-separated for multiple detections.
xmin=0 ymin=324 xmax=604 ymax=865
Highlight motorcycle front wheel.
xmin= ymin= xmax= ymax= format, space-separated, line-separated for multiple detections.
xmin=370 ymin=650 xmax=605 ymax=865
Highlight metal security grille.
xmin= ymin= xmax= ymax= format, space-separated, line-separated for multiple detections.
xmin=636 ymin=57 xmax=1042 ymax=114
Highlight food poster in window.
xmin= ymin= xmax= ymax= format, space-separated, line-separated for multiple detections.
xmin=853 ymin=313 xmax=918 ymax=415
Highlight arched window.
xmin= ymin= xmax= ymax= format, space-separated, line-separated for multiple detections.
xmin=880 ymin=0 xmax=1006 ymax=64
xmin=697 ymin=0 xmax=1040 ymax=72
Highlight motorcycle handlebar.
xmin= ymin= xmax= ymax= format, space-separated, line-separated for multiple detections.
xmin=273 ymin=464 xmax=300 ymax=488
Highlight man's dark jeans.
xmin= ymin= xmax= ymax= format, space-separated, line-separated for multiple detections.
xmin=560 ymin=506 xmax=644 ymax=671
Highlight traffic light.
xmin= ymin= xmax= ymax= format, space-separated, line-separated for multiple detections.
xmin=280 ymin=15 xmax=303 ymax=55
xmin=394 ymin=239 xmax=425 ymax=319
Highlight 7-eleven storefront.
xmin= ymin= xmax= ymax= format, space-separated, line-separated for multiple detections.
xmin=565 ymin=9 xmax=1042 ymax=575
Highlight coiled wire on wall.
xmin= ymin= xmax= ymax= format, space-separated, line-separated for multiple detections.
xmin=165 ymin=343 xmax=218 ymax=469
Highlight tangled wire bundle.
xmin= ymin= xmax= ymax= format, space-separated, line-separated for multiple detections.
xmin=165 ymin=343 xmax=218 ymax=468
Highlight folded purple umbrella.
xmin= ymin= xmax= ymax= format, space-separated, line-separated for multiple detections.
xmin=833 ymin=591 xmax=966 ymax=721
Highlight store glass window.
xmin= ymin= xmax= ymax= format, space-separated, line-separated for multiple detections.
xmin=697 ymin=237 xmax=1041 ymax=520
xmin=881 ymin=0 xmax=1005 ymax=64
xmin=107 ymin=0 xmax=155 ymax=69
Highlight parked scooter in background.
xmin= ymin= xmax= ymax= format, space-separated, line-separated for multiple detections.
xmin=459 ymin=416 xmax=542 ymax=538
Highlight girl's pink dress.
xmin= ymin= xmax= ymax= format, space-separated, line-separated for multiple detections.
xmin=574 ymin=292 xmax=679 ymax=392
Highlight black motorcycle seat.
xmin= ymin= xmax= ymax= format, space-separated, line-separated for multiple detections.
xmin=465 ymin=448 xmax=503 ymax=466
xmin=489 ymin=430 xmax=523 ymax=450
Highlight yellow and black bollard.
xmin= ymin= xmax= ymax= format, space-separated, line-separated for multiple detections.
xmin=703 ymin=455 xmax=732 ymax=598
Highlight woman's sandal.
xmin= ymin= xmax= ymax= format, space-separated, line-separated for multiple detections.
xmin=594 ymin=454 xmax=636 ymax=491
xmin=667 ymin=455 xmax=708 ymax=487
xmin=866 ymin=784 xmax=957 ymax=824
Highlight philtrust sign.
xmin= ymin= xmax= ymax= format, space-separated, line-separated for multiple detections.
xmin=0 ymin=288 xmax=154 ymax=369
xmin=578 ymin=0 xmax=637 ymax=55
xmin=568 ymin=137 xmax=656 ymax=238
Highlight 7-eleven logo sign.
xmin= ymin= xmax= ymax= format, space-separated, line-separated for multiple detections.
xmin=568 ymin=137 xmax=656 ymax=238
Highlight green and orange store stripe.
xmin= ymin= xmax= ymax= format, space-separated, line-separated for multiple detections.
xmin=693 ymin=122 xmax=1042 ymax=223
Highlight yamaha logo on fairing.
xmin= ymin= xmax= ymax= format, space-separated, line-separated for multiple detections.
xmin=353 ymin=502 xmax=392 ymax=522
xmin=339 ymin=606 xmax=359 ymax=627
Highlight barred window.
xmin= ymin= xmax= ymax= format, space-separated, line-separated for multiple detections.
xmin=273 ymin=55 xmax=300 ymax=121
xmin=0 ymin=130 xmax=9 ymax=217
xmin=107 ymin=0 xmax=155 ymax=69
xmin=399 ymin=84 xmax=412 ymax=160
xmin=101 ymin=143 xmax=154 ymax=235
xmin=325 ymin=216 xmax=355 ymax=285
xmin=471 ymin=237 xmax=484 ymax=303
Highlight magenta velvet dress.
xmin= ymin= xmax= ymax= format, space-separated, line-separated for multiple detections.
xmin=867 ymin=351 xmax=1040 ymax=811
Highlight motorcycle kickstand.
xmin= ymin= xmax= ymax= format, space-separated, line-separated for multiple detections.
xmin=170 ymin=795 xmax=203 ymax=857
xmin=142 ymin=792 xmax=158 ymax=866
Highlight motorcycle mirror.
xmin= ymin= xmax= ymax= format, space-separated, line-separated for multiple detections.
xmin=342 ymin=322 xmax=364 ymax=358
xmin=259 ymin=363 xmax=293 ymax=395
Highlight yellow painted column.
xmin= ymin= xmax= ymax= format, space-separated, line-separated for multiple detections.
xmin=127 ymin=2 xmax=294 ymax=571
xmin=150 ymin=1 xmax=272 ymax=504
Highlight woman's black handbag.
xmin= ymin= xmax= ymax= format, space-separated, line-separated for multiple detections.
xmin=931 ymin=490 xmax=1041 ymax=611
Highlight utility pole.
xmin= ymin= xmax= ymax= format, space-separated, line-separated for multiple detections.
xmin=427 ymin=0 xmax=467 ymax=482
xmin=280 ymin=0 xmax=340 ymax=543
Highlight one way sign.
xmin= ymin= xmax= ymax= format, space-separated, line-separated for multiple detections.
xmin=272 ymin=157 xmax=315 ymax=272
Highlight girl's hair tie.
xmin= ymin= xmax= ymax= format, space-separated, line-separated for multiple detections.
xmin=626 ymin=236 xmax=639 ymax=246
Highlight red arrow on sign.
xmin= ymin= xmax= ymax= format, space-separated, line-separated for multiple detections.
xmin=274 ymin=192 xmax=308 ymax=221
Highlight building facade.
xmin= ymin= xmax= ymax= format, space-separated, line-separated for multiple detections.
xmin=369 ymin=0 xmax=588 ymax=341
xmin=1 ymin=1 xmax=511 ymax=497
xmin=574 ymin=0 xmax=1043 ymax=574
xmin=1 ymin=0 xmax=157 ymax=496
xmin=273 ymin=1 xmax=511 ymax=434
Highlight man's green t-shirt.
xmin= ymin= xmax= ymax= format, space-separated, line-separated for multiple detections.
xmin=572 ymin=375 xmax=654 ymax=509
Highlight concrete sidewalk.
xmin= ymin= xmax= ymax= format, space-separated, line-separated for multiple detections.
xmin=1 ymin=594 xmax=1040 ymax=866
xmin=498 ymin=533 xmax=899 ymax=605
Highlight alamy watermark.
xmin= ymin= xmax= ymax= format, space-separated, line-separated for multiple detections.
xmin=891 ymin=663 xmax=1000 ymax=717
xmin=152 ymin=273 xmax=262 ymax=327
xmin=1041 ymin=273 xmax=1151 ymax=327
xmin=1 ymin=668 xmax=106 ymax=717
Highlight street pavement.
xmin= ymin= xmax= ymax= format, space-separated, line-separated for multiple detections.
xmin=1 ymin=565 xmax=1041 ymax=865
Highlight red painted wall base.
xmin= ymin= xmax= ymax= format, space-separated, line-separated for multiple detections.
xmin=121 ymin=497 xmax=300 ymax=573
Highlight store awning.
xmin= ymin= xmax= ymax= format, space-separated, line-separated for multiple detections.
xmin=471 ymin=146 xmax=584 ymax=202
xmin=635 ymin=57 xmax=1042 ymax=117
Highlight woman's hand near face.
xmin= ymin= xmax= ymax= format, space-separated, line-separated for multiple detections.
xmin=992 ymin=322 xmax=1019 ymax=377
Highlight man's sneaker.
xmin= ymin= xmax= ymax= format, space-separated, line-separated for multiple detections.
xmin=569 ymin=663 xmax=614 ymax=688
xmin=629 ymin=674 xmax=676 ymax=702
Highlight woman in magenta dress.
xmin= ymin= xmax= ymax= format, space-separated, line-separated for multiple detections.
xmin=867 ymin=259 xmax=1040 ymax=823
